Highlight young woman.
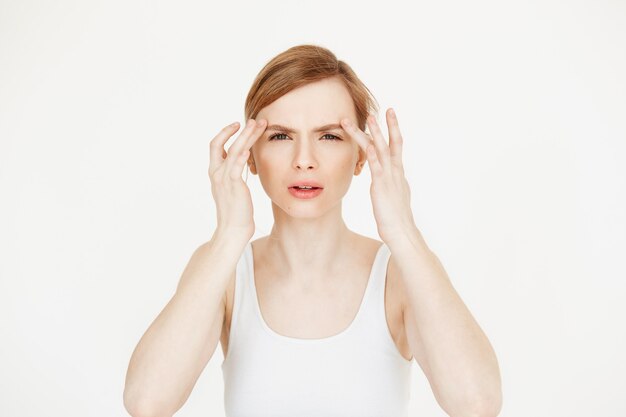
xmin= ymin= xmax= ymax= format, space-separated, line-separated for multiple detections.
xmin=124 ymin=44 xmax=502 ymax=417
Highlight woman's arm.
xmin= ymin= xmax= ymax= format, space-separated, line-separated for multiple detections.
xmin=391 ymin=226 xmax=502 ymax=417
xmin=123 ymin=231 xmax=246 ymax=417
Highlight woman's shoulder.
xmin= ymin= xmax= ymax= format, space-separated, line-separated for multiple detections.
xmin=350 ymin=233 xmax=384 ymax=256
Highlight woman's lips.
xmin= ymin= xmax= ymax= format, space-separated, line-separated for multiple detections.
xmin=288 ymin=180 xmax=324 ymax=188
xmin=288 ymin=187 xmax=324 ymax=199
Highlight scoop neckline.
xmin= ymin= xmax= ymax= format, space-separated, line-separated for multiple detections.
xmin=247 ymin=240 xmax=385 ymax=344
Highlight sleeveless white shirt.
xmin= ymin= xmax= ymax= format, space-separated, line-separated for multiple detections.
xmin=221 ymin=241 xmax=413 ymax=417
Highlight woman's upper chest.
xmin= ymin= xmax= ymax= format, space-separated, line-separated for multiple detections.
xmin=221 ymin=237 xmax=409 ymax=359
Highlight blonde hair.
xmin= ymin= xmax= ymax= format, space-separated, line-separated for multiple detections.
xmin=244 ymin=44 xmax=379 ymax=132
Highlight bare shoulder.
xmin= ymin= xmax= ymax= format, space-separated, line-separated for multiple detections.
xmin=221 ymin=236 xmax=266 ymax=341
xmin=349 ymin=233 xmax=407 ymax=314
xmin=362 ymin=235 xmax=412 ymax=361
xmin=220 ymin=233 xmax=411 ymax=361
xmin=220 ymin=238 xmax=254 ymax=342
xmin=348 ymin=232 xmax=382 ymax=260
xmin=355 ymin=234 xmax=402 ymax=288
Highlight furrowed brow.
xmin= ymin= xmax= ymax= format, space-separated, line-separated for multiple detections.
xmin=265 ymin=123 xmax=344 ymax=133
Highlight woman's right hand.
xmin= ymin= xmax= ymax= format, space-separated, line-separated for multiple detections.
xmin=208 ymin=118 xmax=267 ymax=242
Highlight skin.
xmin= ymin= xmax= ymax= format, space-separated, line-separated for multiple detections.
xmin=245 ymin=76 xmax=369 ymax=285
xmin=218 ymin=75 xmax=412 ymax=361
xmin=230 ymin=75 xmax=502 ymax=415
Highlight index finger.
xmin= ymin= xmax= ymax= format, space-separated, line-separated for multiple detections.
xmin=209 ymin=122 xmax=241 ymax=172
xmin=226 ymin=118 xmax=267 ymax=163
xmin=340 ymin=118 xmax=374 ymax=152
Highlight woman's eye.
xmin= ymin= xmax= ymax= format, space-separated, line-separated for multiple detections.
xmin=321 ymin=134 xmax=341 ymax=141
xmin=269 ymin=133 xmax=289 ymax=141
xmin=268 ymin=133 xmax=342 ymax=141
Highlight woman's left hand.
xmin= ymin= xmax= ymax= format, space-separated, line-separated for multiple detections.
xmin=341 ymin=108 xmax=418 ymax=245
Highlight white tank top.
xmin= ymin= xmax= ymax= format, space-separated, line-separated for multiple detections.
xmin=221 ymin=241 xmax=413 ymax=417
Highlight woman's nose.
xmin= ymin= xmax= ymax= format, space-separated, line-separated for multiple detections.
xmin=292 ymin=144 xmax=318 ymax=170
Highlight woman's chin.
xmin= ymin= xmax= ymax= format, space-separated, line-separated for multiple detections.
xmin=274 ymin=200 xmax=328 ymax=219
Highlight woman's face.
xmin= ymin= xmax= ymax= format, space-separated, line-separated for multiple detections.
xmin=249 ymin=77 xmax=367 ymax=218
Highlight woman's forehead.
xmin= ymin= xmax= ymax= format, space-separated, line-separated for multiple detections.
xmin=258 ymin=79 xmax=355 ymax=119
xmin=264 ymin=122 xmax=346 ymax=134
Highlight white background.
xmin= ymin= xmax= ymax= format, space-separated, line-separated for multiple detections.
xmin=1 ymin=0 xmax=625 ymax=416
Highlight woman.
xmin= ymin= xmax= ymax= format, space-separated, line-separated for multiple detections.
xmin=124 ymin=44 xmax=502 ymax=417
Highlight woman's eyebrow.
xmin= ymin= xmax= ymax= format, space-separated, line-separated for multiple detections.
xmin=265 ymin=123 xmax=344 ymax=133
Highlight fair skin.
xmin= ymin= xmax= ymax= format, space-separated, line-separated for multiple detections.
xmin=224 ymin=76 xmax=501 ymax=416
xmin=219 ymin=77 xmax=413 ymax=363
xmin=246 ymin=76 xmax=368 ymax=282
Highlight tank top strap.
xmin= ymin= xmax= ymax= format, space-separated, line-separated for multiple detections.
xmin=221 ymin=241 xmax=250 ymax=363
xmin=353 ymin=242 xmax=411 ymax=362
xmin=222 ymin=240 xmax=413 ymax=417
xmin=355 ymin=242 xmax=392 ymax=328
xmin=372 ymin=242 xmax=392 ymax=296
xmin=222 ymin=241 xmax=410 ymax=369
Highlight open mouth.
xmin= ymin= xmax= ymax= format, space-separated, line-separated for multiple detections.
xmin=288 ymin=186 xmax=324 ymax=199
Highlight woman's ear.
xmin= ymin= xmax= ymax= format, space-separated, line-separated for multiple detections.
xmin=248 ymin=154 xmax=257 ymax=175
xmin=354 ymin=147 xmax=367 ymax=175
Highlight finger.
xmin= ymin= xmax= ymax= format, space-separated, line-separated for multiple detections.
xmin=340 ymin=118 xmax=383 ymax=175
xmin=386 ymin=108 xmax=404 ymax=168
xmin=229 ymin=148 xmax=251 ymax=180
xmin=209 ymin=122 xmax=240 ymax=174
xmin=340 ymin=118 xmax=373 ymax=153
xmin=242 ymin=118 xmax=267 ymax=153
xmin=366 ymin=142 xmax=383 ymax=178
xmin=224 ymin=118 xmax=266 ymax=174
xmin=366 ymin=114 xmax=391 ymax=169
xmin=227 ymin=118 xmax=266 ymax=180
xmin=227 ymin=118 xmax=265 ymax=157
